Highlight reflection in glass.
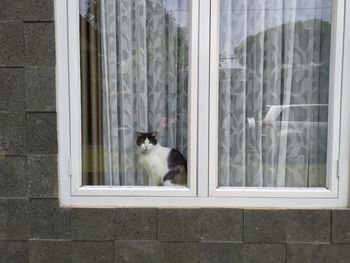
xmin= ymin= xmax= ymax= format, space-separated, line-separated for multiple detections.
xmin=218 ymin=0 xmax=332 ymax=187
xmin=80 ymin=0 xmax=190 ymax=186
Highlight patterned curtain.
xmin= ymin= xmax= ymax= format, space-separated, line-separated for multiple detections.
xmin=218 ymin=0 xmax=331 ymax=187
xmin=100 ymin=0 xmax=189 ymax=185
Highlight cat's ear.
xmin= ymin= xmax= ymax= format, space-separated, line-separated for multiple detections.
xmin=135 ymin=131 xmax=143 ymax=138
xmin=151 ymin=131 xmax=158 ymax=138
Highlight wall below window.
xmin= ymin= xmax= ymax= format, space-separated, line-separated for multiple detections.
xmin=0 ymin=1 xmax=350 ymax=262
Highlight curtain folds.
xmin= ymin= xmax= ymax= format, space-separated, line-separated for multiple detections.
xmin=218 ymin=0 xmax=332 ymax=187
xmin=80 ymin=0 xmax=332 ymax=188
xmin=81 ymin=0 xmax=105 ymax=185
xmin=80 ymin=0 xmax=189 ymax=186
xmin=100 ymin=0 xmax=189 ymax=185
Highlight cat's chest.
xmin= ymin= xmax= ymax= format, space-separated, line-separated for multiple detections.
xmin=141 ymin=156 xmax=164 ymax=172
xmin=140 ymin=149 xmax=170 ymax=176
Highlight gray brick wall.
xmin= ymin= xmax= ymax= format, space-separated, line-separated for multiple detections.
xmin=0 ymin=1 xmax=350 ymax=262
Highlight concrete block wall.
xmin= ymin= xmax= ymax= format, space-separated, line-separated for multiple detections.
xmin=0 ymin=1 xmax=350 ymax=262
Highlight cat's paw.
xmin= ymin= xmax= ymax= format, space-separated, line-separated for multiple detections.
xmin=163 ymin=180 xmax=176 ymax=186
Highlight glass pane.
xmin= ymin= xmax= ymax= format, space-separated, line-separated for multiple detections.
xmin=79 ymin=0 xmax=190 ymax=187
xmin=218 ymin=0 xmax=332 ymax=187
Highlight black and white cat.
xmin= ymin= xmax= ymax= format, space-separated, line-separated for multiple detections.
xmin=136 ymin=132 xmax=187 ymax=186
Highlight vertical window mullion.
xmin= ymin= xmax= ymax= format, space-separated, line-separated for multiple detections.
xmin=197 ymin=0 xmax=212 ymax=197
xmin=208 ymin=0 xmax=220 ymax=195
xmin=188 ymin=0 xmax=200 ymax=195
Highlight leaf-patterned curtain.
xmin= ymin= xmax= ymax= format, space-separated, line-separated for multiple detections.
xmin=218 ymin=0 xmax=331 ymax=187
xmin=100 ymin=0 xmax=189 ymax=185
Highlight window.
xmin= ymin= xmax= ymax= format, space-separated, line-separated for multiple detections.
xmin=56 ymin=0 xmax=350 ymax=207
xmin=79 ymin=0 xmax=197 ymax=193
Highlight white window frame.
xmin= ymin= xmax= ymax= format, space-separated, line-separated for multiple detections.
xmin=56 ymin=0 xmax=350 ymax=208
xmin=208 ymin=0 xmax=346 ymax=199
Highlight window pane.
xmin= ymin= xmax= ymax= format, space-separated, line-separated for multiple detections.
xmin=218 ymin=0 xmax=332 ymax=187
xmin=80 ymin=0 xmax=190 ymax=187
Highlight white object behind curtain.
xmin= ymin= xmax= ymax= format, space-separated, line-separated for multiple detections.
xmin=218 ymin=0 xmax=331 ymax=187
xmin=100 ymin=0 xmax=189 ymax=186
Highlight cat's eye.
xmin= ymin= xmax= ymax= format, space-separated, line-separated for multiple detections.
xmin=57 ymin=0 xmax=350 ymax=208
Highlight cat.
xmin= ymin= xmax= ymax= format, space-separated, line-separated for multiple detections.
xmin=136 ymin=131 xmax=187 ymax=186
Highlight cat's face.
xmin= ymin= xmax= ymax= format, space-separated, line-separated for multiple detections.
xmin=136 ymin=132 xmax=158 ymax=153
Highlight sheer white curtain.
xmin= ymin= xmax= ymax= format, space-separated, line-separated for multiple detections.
xmin=100 ymin=0 xmax=189 ymax=185
xmin=218 ymin=0 xmax=331 ymax=187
